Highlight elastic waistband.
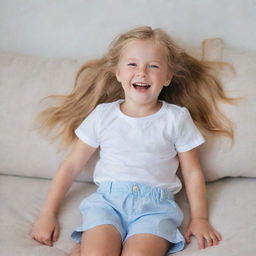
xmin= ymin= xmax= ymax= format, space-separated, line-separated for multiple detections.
xmin=97 ymin=181 xmax=174 ymax=201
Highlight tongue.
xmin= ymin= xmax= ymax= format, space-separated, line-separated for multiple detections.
xmin=135 ymin=86 xmax=148 ymax=92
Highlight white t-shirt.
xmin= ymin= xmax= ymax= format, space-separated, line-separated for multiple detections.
xmin=75 ymin=99 xmax=205 ymax=194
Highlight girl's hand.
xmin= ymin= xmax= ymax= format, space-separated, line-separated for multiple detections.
xmin=31 ymin=212 xmax=60 ymax=246
xmin=184 ymin=218 xmax=222 ymax=249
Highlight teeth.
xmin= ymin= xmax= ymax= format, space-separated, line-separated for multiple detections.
xmin=133 ymin=83 xmax=150 ymax=87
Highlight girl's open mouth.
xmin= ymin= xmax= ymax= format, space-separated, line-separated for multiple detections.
xmin=132 ymin=83 xmax=151 ymax=92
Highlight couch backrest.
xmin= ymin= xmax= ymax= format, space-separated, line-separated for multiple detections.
xmin=0 ymin=39 xmax=255 ymax=182
xmin=198 ymin=39 xmax=256 ymax=181
xmin=0 ymin=53 xmax=95 ymax=182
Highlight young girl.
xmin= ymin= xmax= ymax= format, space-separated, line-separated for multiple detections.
xmin=31 ymin=26 xmax=236 ymax=255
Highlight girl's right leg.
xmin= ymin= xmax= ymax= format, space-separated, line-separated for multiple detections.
xmin=80 ymin=224 xmax=122 ymax=256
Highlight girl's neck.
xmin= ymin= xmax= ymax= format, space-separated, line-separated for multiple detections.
xmin=120 ymin=100 xmax=162 ymax=118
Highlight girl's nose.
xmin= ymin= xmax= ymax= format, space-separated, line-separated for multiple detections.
xmin=136 ymin=66 xmax=147 ymax=77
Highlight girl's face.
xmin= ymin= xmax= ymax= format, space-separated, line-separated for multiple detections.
xmin=115 ymin=39 xmax=172 ymax=108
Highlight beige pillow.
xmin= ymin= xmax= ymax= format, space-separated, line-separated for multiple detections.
xmin=0 ymin=53 xmax=97 ymax=181
xmin=198 ymin=39 xmax=256 ymax=181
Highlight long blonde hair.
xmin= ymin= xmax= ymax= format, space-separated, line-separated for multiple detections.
xmin=36 ymin=26 xmax=239 ymax=149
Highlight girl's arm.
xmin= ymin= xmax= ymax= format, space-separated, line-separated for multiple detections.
xmin=31 ymin=139 xmax=97 ymax=246
xmin=178 ymin=148 xmax=222 ymax=249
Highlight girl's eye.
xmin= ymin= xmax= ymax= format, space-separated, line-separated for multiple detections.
xmin=127 ymin=63 xmax=136 ymax=67
xmin=149 ymin=64 xmax=159 ymax=69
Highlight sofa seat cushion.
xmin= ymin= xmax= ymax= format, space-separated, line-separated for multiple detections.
xmin=176 ymin=177 xmax=256 ymax=255
xmin=0 ymin=175 xmax=96 ymax=256
xmin=1 ymin=175 xmax=256 ymax=255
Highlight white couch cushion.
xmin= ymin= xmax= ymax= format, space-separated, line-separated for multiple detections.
xmin=0 ymin=175 xmax=96 ymax=256
xmin=176 ymin=177 xmax=256 ymax=255
xmin=0 ymin=52 xmax=97 ymax=181
xmin=198 ymin=39 xmax=256 ymax=181
xmin=0 ymin=175 xmax=255 ymax=255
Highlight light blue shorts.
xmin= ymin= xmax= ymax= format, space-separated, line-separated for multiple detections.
xmin=71 ymin=181 xmax=185 ymax=254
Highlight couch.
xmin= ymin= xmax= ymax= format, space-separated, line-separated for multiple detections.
xmin=0 ymin=38 xmax=255 ymax=256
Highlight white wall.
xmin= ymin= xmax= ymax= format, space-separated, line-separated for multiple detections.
xmin=0 ymin=0 xmax=255 ymax=59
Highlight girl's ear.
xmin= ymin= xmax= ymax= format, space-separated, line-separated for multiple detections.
xmin=164 ymin=73 xmax=173 ymax=87
xmin=115 ymin=67 xmax=121 ymax=83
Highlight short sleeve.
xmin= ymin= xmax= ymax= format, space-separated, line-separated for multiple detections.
xmin=75 ymin=105 xmax=101 ymax=148
xmin=175 ymin=107 xmax=205 ymax=152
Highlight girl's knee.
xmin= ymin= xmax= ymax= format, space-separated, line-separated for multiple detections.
xmin=80 ymin=248 xmax=119 ymax=256
xmin=121 ymin=234 xmax=170 ymax=256
xmin=80 ymin=225 xmax=122 ymax=256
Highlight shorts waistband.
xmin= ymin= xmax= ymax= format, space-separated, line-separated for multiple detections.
xmin=97 ymin=181 xmax=174 ymax=201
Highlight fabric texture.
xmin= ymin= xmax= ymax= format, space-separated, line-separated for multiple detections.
xmin=71 ymin=181 xmax=185 ymax=254
xmin=75 ymin=99 xmax=205 ymax=193
xmin=1 ymin=175 xmax=256 ymax=256
xmin=198 ymin=39 xmax=256 ymax=181
xmin=0 ymin=53 xmax=96 ymax=182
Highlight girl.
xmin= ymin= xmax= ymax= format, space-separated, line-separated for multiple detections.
xmin=32 ymin=26 xmax=236 ymax=255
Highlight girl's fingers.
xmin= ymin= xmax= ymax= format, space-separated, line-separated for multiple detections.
xmin=52 ymin=224 xmax=60 ymax=242
xmin=204 ymin=235 xmax=213 ymax=247
xmin=184 ymin=230 xmax=191 ymax=244
xmin=185 ymin=225 xmax=222 ymax=249
xmin=33 ymin=232 xmax=53 ymax=246
xmin=211 ymin=235 xmax=219 ymax=246
xmin=204 ymin=232 xmax=221 ymax=247
xmin=42 ymin=232 xmax=54 ymax=246
xmin=43 ymin=239 xmax=53 ymax=247
xmin=197 ymin=235 xmax=205 ymax=249
xmin=214 ymin=231 xmax=222 ymax=241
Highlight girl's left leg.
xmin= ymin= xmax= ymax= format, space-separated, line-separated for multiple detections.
xmin=121 ymin=233 xmax=171 ymax=256
xmin=69 ymin=243 xmax=80 ymax=256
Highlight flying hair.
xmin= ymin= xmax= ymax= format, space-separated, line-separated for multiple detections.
xmin=35 ymin=26 xmax=240 ymax=150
